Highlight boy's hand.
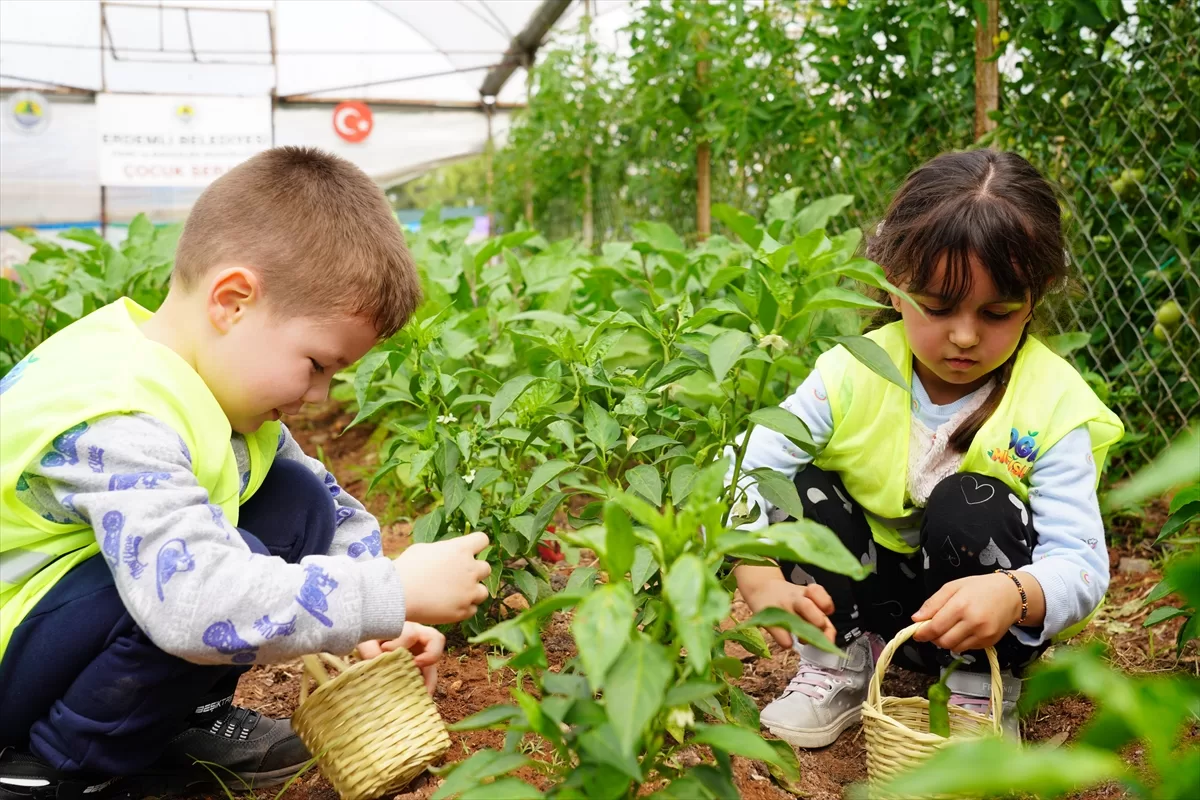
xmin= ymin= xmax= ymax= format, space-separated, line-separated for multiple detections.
xmin=393 ymin=531 xmax=492 ymax=625
xmin=911 ymin=573 xmax=1029 ymax=652
xmin=357 ymin=621 xmax=446 ymax=694
xmin=738 ymin=569 xmax=837 ymax=648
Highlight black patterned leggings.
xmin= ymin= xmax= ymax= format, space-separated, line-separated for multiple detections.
xmin=779 ymin=465 xmax=1050 ymax=675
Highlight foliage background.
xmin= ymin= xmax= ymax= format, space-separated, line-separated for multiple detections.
xmin=494 ymin=0 xmax=1199 ymax=475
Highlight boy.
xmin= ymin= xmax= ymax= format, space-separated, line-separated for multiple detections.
xmin=0 ymin=147 xmax=492 ymax=799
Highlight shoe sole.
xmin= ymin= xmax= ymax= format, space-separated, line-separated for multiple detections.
xmin=764 ymin=705 xmax=861 ymax=749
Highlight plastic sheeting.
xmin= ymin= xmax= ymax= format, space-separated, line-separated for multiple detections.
xmin=0 ymin=0 xmax=632 ymax=227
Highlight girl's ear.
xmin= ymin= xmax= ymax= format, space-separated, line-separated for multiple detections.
xmin=890 ymin=292 xmax=904 ymax=313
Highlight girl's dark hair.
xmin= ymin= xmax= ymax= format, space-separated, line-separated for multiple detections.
xmin=865 ymin=149 xmax=1068 ymax=452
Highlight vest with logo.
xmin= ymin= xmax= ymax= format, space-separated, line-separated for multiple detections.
xmin=813 ymin=322 xmax=1124 ymax=555
xmin=0 ymin=298 xmax=280 ymax=656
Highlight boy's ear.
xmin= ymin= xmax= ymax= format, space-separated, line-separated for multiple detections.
xmin=207 ymin=267 xmax=262 ymax=333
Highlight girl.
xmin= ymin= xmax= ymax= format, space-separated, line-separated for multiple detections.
xmin=728 ymin=150 xmax=1123 ymax=747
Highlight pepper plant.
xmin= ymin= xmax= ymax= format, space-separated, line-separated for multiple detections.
xmin=433 ymin=458 xmax=869 ymax=799
xmin=349 ymin=193 xmax=915 ymax=633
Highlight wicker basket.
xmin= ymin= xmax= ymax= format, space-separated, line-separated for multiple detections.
xmin=291 ymin=648 xmax=451 ymax=800
xmin=860 ymin=621 xmax=1003 ymax=799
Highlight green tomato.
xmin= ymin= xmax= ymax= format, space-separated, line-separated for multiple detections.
xmin=1153 ymin=323 xmax=1169 ymax=342
xmin=1155 ymin=300 xmax=1183 ymax=329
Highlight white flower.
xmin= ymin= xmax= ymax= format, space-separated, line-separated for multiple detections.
xmin=626 ymin=433 xmax=639 ymax=450
xmin=436 ymin=414 xmax=458 ymax=425
xmin=758 ymin=333 xmax=788 ymax=353
xmin=464 ymin=469 xmax=477 ymax=485
xmin=731 ymin=499 xmax=750 ymax=518
xmin=666 ymin=706 xmax=695 ymax=731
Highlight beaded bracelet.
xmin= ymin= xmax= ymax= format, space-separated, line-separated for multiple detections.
xmin=996 ymin=568 xmax=1028 ymax=625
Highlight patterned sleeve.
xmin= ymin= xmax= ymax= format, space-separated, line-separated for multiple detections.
xmin=17 ymin=413 xmax=406 ymax=665
xmin=1013 ymin=425 xmax=1109 ymax=646
xmin=722 ymin=370 xmax=834 ymax=531
xmin=272 ymin=424 xmax=385 ymax=559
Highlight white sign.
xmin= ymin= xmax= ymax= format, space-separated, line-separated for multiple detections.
xmin=97 ymin=94 xmax=272 ymax=187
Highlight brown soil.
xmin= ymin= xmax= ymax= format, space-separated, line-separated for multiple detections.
xmin=221 ymin=404 xmax=1197 ymax=800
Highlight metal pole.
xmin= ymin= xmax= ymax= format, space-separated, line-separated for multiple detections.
xmin=485 ymin=101 xmax=495 ymax=236
xmin=581 ymin=0 xmax=594 ymax=249
xmin=269 ymin=2 xmax=279 ymax=146
xmin=695 ymin=29 xmax=711 ymax=241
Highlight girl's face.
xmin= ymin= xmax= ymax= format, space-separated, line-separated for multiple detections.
xmin=891 ymin=253 xmax=1032 ymax=404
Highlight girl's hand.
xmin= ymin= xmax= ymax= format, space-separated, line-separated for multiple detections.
xmin=911 ymin=573 xmax=1027 ymax=652
xmin=356 ymin=621 xmax=447 ymax=694
xmin=737 ymin=568 xmax=837 ymax=648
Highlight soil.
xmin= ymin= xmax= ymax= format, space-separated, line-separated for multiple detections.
xmin=224 ymin=402 xmax=1196 ymax=800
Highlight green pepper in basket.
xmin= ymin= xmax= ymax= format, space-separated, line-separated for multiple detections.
xmin=928 ymin=656 xmax=966 ymax=737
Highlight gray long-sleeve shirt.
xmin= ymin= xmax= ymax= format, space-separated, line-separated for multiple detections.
xmin=16 ymin=413 xmax=406 ymax=665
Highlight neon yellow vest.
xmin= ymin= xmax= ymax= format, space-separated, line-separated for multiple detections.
xmin=0 ymin=298 xmax=280 ymax=657
xmin=814 ymin=322 xmax=1124 ymax=555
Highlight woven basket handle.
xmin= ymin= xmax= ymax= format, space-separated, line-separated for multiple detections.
xmin=298 ymin=653 xmax=352 ymax=705
xmin=865 ymin=621 xmax=1003 ymax=735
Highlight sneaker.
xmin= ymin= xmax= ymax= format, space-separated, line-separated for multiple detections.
xmin=760 ymin=633 xmax=884 ymax=748
xmin=155 ymin=702 xmax=312 ymax=790
xmin=946 ymin=668 xmax=1022 ymax=739
xmin=0 ymin=748 xmax=122 ymax=800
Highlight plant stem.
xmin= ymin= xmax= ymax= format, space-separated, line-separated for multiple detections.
xmin=725 ymin=359 xmax=773 ymax=513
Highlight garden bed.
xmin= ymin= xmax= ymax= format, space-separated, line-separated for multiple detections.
xmin=232 ymin=403 xmax=1196 ymax=800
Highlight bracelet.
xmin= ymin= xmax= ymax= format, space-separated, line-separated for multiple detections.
xmin=996 ymin=568 xmax=1028 ymax=625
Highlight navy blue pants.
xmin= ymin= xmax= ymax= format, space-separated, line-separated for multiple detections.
xmin=0 ymin=460 xmax=336 ymax=774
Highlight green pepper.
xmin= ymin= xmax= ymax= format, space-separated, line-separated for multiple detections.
xmin=928 ymin=657 xmax=966 ymax=738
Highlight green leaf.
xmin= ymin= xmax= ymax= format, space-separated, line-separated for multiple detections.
xmin=1045 ymin=331 xmax=1093 ymax=358
xmin=664 ymin=681 xmax=723 ymax=707
xmin=630 ymin=434 xmax=680 ymax=454
xmin=740 ymin=607 xmax=842 ymax=655
xmin=721 ymin=520 xmax=867 ymax=580
xmin=708 ymin=329 xmax=751 ymax=383
xmin=792 ymin=195 xmax=854 ymax=236
xmin=605 ymin=635 xmax=674 ymax=755
xmin=869 ymin=739 xmax=1129 ymax=799
xmin=665 ymin=554 xmax=729 ymax=673
xmin=711 ymin=204 xmax=763 ymax=249
xmin=821 ymin=334 xmax=910 ymax=393
xmin=630 ymin=546 xmax=658 ymax=589
xmin=51 ymin=292 xmax=83 ymax=319
xmin=511 ymin=569 xmax=539 ymax=604
xmin=571 ymin=584 xmax=636 ymax=690
xmin=602 ymin=502 xmax=636 ymax=580
xmin=1170 ymin=485 xmax=1200 ymax=515
xmin=746 ymin=467 xmax=805 ymax=521
xmin=632 ymin=221 xmax=685 ymax=255
xmin=584 ymin=400 xmax=621 ymax=452
xmin=1106 ymin=428 xmax=1200 ymax=511
xmin=431 ymin=750 xmax=532 ymax=800
xmin=670 ymin=464 xmax=700 ymax=504
xmin=447 ymin=706 xmax=521 ymax=731
xmin=763 ymin=739 xmax=803 ymax=795
xmin=746 ymin=406 xmax=817 ymax=452
xmin=577 ymin=723 xmax=643 ymax=782
xmin=459 ymin=779 xmax=543 ymax=800
xmin=514 ymin=460 xmax=571 ymax=513
xmin=1142 ymin=606 xmax=1186 ymax=627
xmin=801 ymin=287 xmax=886 ymax=313
xmin=1157 ymin=501 xmax=1200 ymax=543
xmin=443 ymin=473 xmax=468 ymax=516
xmin=488 ymin=375 xmax=539 ymax=427
xmin=411 ymin=508 xmax=444 ymax=544
xmin=566 ymin=566 xmax=599 ymax=593
xmin=690 ymin=724 xmax=785 ymax=766
xmin=727 ymin=684 xmax=760 ymax=729
xmin=718 ymin=625 xmax=771 ymax=659
xmin=626 ymin=464 xmax=663 ymax=507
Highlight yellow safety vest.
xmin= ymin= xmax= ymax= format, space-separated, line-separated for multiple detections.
xmin=814 ymin=322 xmax=1124 ymax=555
xmin=0 ymin=298 xmax=280 ymax=657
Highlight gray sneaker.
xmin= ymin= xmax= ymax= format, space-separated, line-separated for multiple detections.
xmin=760 ymin=633 xmax=883 ymax=748
xmin=946 ymin=668 xmax=1022 ymax=739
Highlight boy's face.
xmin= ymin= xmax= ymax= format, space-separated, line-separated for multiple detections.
xmin=196 ymin=276 xmax=380 ymax=434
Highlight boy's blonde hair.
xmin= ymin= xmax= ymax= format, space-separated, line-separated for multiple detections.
xmin=173 ymin=146 xmax=421 ymax=338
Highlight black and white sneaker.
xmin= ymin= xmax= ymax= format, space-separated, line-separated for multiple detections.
xmin=0 ymin=748 xmax=121 ymax=800
xmin=155 ymin=702 xmax=313 ymax=791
